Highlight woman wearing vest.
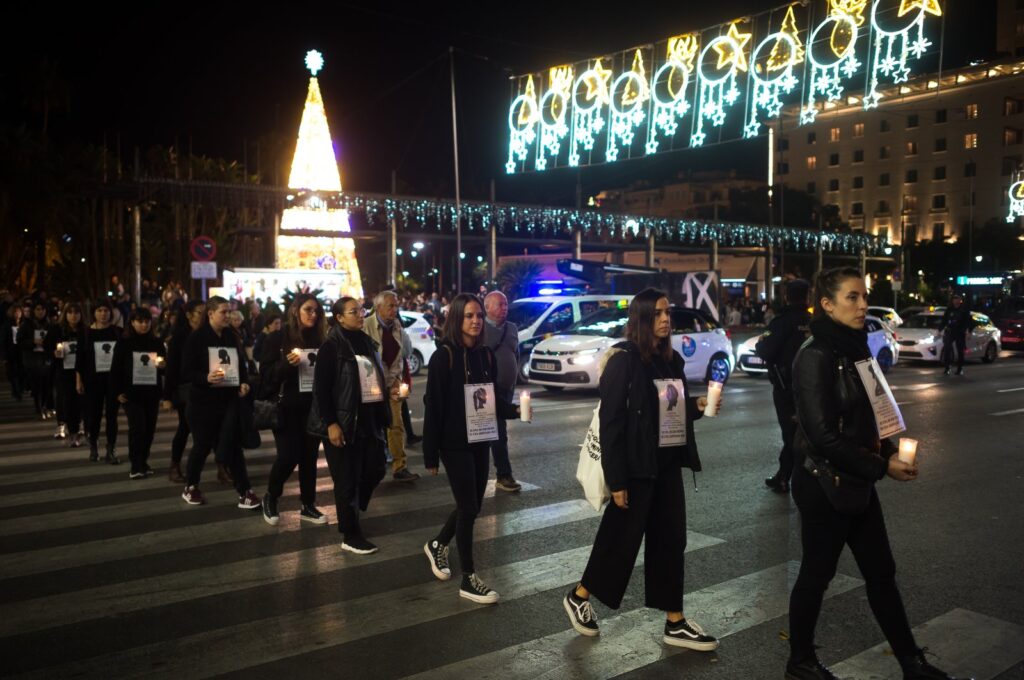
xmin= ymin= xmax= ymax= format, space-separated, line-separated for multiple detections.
xmin=111 ymin=308 xmax=166 ymax=480
xmin=306 ymin=296 xmax=389 ymax=553
xmin=259 ymin=294 xmax=329 ymax=526
xmin=47 ymin=302 xmax=86 ymax=447
xmin=77 ymin=300 xmax=121 ymax=464
xmin=180 ymin=296 xmax=258 ymax=509
xmin=163 ymin=301 xmax=204 ymax=483
xmin=422 ymin=294 xmax=521 ymax=604
xmin=785 ymin=268 xmax=967 ymax=680
xmin=18 ymin=300 xmax=56 ymax=423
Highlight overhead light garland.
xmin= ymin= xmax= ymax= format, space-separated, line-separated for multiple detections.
xmin=606 ymin=50 xmax=650 ymax=161
xmin=645 ymin=35 xmax=698 ymax=154
xmin=505 ymin=76 xmax=539 ymax=174
xmin=568 ymin=59 xmax=612 ymax=167
xmin=864 ymin=0 xmax=942 ymax=109
xmin=745 ymin=31 xmax=800 ymax=138
xmin=691 ymin=22 xmax=751 ymax=148
xmin=537 ymin=67 xmax=573 ymax=170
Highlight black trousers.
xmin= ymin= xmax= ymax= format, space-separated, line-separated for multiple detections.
xmin=125 ymin=396 xmax=160 ymax=472
xmin=580 ymin=452 xmax=687 ymax=611
xmin=85 ymin=374 xmax=119 ymax=448
xmin=788 ymin=467 xmax=917 ymax=661
xmin=6 ymin=359 xmax=25 ymax=399
xmin=26 ymin=359 xmax=54 ymax=415
xmin=171 ymin=402 xmax=190 ymax=464
xmin=773 ymin=386 xmax=798 ymax=480
xmin=56 ymin=370 xmax=83 ymax=432
xmin=185 ymin=397 xmax=251 ymax=494
xmin=436 ymin=448 xmax=490 ymax=575
xmin=267 ymin=405 xmax=321 ymax=506
xmin=942 ymin=331 xmax=966 ymax=369
xmin=323 ymin=434 xmax=386 ymax=537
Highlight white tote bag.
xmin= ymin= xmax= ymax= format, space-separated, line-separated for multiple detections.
xmin=576 ymin=405 xmax=611 ymax=512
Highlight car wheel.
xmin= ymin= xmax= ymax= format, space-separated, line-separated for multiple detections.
xmin=706 ymin=353 xmax=731 ymax=384
xmin=408 ymin=350 xmax=423 ymax=376
xmin=543 ymin=385 xmax=564 ymax=392
xmin=518 ymin=362 xmax=531 ymax=384
xmin=982 ymin=342 xmax=998 ymax=363
xmin=876 ymin=348 xmax=893 ymax=374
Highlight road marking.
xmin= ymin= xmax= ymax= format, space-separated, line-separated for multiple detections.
xmin=996 ymin=387 xmax=1024 ymax=393
xmin=831 ymin=608 xmax=1024 ymax=680
xmin=890 ymin=383 xmax=939 ymax=392
xmin=990 ymin=407 xmax=1024 ymax=417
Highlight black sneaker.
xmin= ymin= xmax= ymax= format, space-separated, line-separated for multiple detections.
xmin=663 ymin=618 xmax=719 ymax=651
xmin=956 ymin=367 xmax=964 ymax=376
xmin=142 ymin=465 xmax=155 ymax=477
xmin=459 ymin=572 xmax=499 ymax=604
xmin=104 ymin=448 xmax=120 ymax=465
xmin=129 ymin=469 xmax=145 ymax=480
xmin=262 ymin=493 xmax=279 ymax=526
xmin=300 ymin=505 xmax=328 ymax=525
xmin=785 ymin=654 xmax=840 ymax=680
xmin=423 ymin=540 xmax=451 ymax=581
xmin=393 ymin=468 xmax=420 ymax=483
xmin=341 ymin=535 xmax=378 ymax=555
xmin=765 ymin=472 xmax=790 ymax=494
xmin=88 ymin=440 xmax=99 ymax=462
xmin=897 ymin=649 xmax=972 ymax=680
xmin=563 ymin=587 xmax=599 ymax=637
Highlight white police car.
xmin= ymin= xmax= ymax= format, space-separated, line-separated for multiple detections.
xmin=398 ymin=311 xmax=436 ymax=375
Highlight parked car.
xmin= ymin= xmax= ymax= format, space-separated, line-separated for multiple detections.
xmin=398 ymin=311 xmax=436 ymax=375
xmin=867 ymin=306 xmax=904 ymax=329
xmin=527 ymin=305 xmax=734 ymax=391
xmin=991 ymin=296 xmax=1024 ymax=352
xmin=895 ymin=311 xmax=1001 ymax=364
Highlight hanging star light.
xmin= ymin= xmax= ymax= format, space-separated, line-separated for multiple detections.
xmin=536 ymin=66 xmax=574 ymax=170
xmin=569 ymin=59 xmax=611 ymax=167
xmin=691 ymin=23 xmax=749 ymax=147
xmin=505 ymin=75 xmax=539 ymax=174
xmin=1007 ymin=176 xmax=1024 ymax=223
xmin=864 ymin=0 xmax=942 ymax=110
xmin=802 ymin=10 xmax=861 ymax=125
xmin=606 ymin=49 xmax=650 ymax=162
xmin=646 ymin=34 xmax=698 ymax=154
xmin=746 ymin=31 xmax=800 ymax=139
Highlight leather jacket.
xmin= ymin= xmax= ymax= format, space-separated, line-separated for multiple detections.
xmin=309 ymin=327 xmax=389 ymax=443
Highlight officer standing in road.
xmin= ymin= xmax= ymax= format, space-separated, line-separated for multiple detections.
xmin=755 ymin=278 xmax=811 ymax=494
xmin=939 ymin=293 xmax=973 ymax=376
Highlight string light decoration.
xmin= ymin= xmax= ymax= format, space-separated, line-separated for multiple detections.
xmin=864 ymin=0 xmax=942 ymax=109
xmin=505 ymin=75 xmax=539 ymax=174
xmin=645 ymin=35 xmax=699 ymax=154
xmin=536 ymin=67 xmax=574 ymax=170
xmin=745 ymin=31 xmax=800 ymax=138
xmin=691 ymin=22 xmax=751 ymax=147
xmin=1007 ymin=176 xmax=1024 ymax=223
xmin=767 ymin=6 xmax=805 ymax=71
xmin=568 ymin=59 xmax=612 ymax=167
xmin=802 ymin=9 xmax=862 ymax=124
xmin=606 ymin=49 xmax=650 ymax=162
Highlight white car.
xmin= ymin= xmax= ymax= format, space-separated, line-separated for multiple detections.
xmin=527 ymin=306 xmax=735 ymax=391
xmin=398 ymin=311 xmax=436 ymax=375
xmin=895 ymin=311 xmax=1001 ymax=364
xmin=737 ymin=315 xmax=899 ymax=375
xmin=867 ymin=306 xmax=904 ymax=329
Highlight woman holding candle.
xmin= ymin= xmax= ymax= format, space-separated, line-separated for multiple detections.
xmin=562 ymin=288 xmax=718 ymax=650
xmin=77 ymin=300 xmax=122 ymax=464
xmin=785 ymin=267 xmax=966 ymax=680
xmin=48 ymin=303 xmax=87 ymax=447
xmin=111 ymin=308 xmax=166 ymax=479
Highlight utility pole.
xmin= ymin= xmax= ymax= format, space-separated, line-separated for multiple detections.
xmin=449 ymin=47 xmax=463 ymax=292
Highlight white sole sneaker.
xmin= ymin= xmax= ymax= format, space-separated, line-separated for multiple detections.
xmin=341 ymin=542 xmax=379 ymax=555
xmin=662 ymin=635 xmax=720 ymax=651
xmin=563 ymin=597 xmax=600 ymax=637
xmin=459 ymin=588 xmax=500 ymax=605
xmin=300 ymin=513 xmax=329 ymax=525
xmin=262 ymin=513 xmax=279 ymax=526
xmin=181 ymin=492 xmax=203 ymax=506
xmin=423 ymin=543 xmax=452 ymax=581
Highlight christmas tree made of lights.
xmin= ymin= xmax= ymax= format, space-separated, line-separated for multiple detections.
xmin=277 ymin=49 xmax=363 ymax=298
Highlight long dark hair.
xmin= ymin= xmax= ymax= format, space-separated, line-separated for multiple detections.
xmin=625 ymin=288 xmax=672 ymax=363
xmin=58 ymin=302 xmax=84 ymax=335
xmin=441 ymin=293 xmax=483 ymax=348
xmin=285 ymin=293 xmax=327 ymax=346
xmin=813 ymin=267 xmax=863 ymax=319
xmin=172 ymin=300 xmax=205 ymax=334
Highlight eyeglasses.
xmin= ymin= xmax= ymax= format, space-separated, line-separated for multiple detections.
xmin=342 ymin=309 xmax=362 ymax=316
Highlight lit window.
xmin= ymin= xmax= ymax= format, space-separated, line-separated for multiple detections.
xmin=830 ymin=127 xmax=841 ymax=143
xmin=966 ymin=104 xmax=979 ymax=119
xmin=853 ymin=122 xmax=864 ymax=137
xmin=906 ymin=141 xmax=918 ymax=156
xmin=807 ymin=156 xmax=817 ymax=170
xmin=964 ymin=133 xmax=978 ymax=149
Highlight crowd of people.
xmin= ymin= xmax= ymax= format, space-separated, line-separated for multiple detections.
xmin=0 ymin=271 xmax=969 ymax=680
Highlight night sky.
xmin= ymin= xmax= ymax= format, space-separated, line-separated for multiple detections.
xmin=3 ymin=1 xmax=998 ymax=207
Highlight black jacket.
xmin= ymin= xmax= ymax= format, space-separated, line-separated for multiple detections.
xmin=77 ymin=326 xmax=121 ymax=382
xmin=182 ymin=324 xmax=249 ymax=406
xmin=422 ymin=340 xmax=518 ymax=468
xmin=110 ymin=333 xmax=166 ymax=401
xmin=17 ymin=317 xmax=51 ymax=369
xmin=163 ymin=325 xmax=191 ymax=403
xmin=598 ymin=341 xmax=704 ymax=493
xmin=939 ymin=305 xmax=974 ymax=336
xmin=755 ymin=304 xmax=811 ymax=390
xmin=310 ymin=326 xmax=389 ymax=443
xmin=259 ymin=328 xmax=322 ymax=412
xmin=792 ymin=337 xmax=897 ymax=483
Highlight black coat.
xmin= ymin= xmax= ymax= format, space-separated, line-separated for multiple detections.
xmin=182 ymin=324 xmax=249 ymax=407
xmin=77 ymin=326 xmax=121 ymax=383
xmin=309 ymin=326 xmax=389 ymax=443
xmin=598 ymin=341 xmax=704 ymax=493
xmin=755 ymin=304 xmax=811 ymax=390
xmin=17 ymin=317 xmax=51 ymax=369
xmin=110 ymin=333 xmax=166 ymax=401
xmin=939 ymin=305 xmax=974 ymax=336
xmin=163 ymin=325 xmax=191 ymax=404
xmin=45 ymin=323 xmax=84 ymax=373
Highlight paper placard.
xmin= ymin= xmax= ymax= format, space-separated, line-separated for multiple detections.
xmin=355 ymin=355 xmax=384 ymax=403
xmin=10 ymin=327 xmax=16 ymax=344
xmin=208 ymin=346 xmax=240 ymax=387
xmin=33 ymin=329 xmax=46 ymax=352
xmin=464 ymin=382 xmax=499 ymax=443
xmin=94 ymin=341 xmax=116 ymax=373
xmin=133 ymin=352 xmax=158 ymax=386
xmin=63 ymin=341 xmax=78 ymax=371
xmin=298 ymin=348 xmax=318 ymax=393
xmin=655 ymin=378 xmax=687 ymax=447
xmin=854 ymin=358 xmax=906 ymax=439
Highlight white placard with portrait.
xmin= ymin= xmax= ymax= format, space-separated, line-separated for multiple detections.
xmin=33 ymin=329 xmax=46 ymax=353
xmin=355 ymin=355 xmax=384 ymax=403
xmin=63 ymin=341 xmax=78 ymax=371
xmin=854 ymin=358 xmax=906 ymax=439
xmin=297 ymin=349 xmax=318 ymax=393
xmin=654 ymin=378 xmax=687 ymax=447
xmin=133 ymin=352 xmax=159 ymax=386
xmin=464 ymin=383 xmax=498 ymax=443
xmin=94 ymin=341 xmax=116 ymax=373
xmin=208 ymin=347 xmax=240 ymax=387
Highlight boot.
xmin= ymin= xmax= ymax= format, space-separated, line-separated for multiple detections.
xmin=217 ymin=463 xmax=233 ymax=485
xmin=897 ymin=650 xmax=973 ymax=680
xmin=168 ymin=460 xmax=185 ymax=484
xmin=765 ymin=471 xmax=790 ymax=494
xmin=785 ymin=653 xmax=840 ymax=680
xmin=88 ymin=439 xmax=99 ymax=462
xmin=105 ymin=447 xmax=121 ymax=465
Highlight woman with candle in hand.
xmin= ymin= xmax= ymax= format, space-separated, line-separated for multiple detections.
xmin=563 ymin=288 xmax=719 ymax=650
xmin=77 ymin=300 xmax=122 ymax=464
xmin=785 ymin=267 xmax=966 ymax=680
xmin=111 ymin=308 xmax=166 ymax=479
xmin=48 ymin=302 xmax=86 ymax=447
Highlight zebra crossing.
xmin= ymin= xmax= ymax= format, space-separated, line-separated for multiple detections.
xmin=1 ymin=389 xmax=1022 ymax=679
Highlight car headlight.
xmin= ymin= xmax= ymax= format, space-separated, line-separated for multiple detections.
xmin=569 ymin=354 xmax=595 ymax=366
xmin=918 ymin=335 xmax=935 ymax=344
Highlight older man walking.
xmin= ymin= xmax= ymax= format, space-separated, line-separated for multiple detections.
xmin=483 ymin=291 xmax=521 ymax=492
xmin=365 ymin=291 xmax=420 ymax=482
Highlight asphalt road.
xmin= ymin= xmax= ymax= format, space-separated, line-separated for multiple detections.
xmin=0 ymin=351 xmax=1022 ymax=679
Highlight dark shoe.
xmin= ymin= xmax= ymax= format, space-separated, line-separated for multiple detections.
xmin=406 ymin=434 xmax=423 ymax=447
xmin=496 ymin=476 xmax=522 ymax=492
xmin=168 ymin=461 xmax=185 ymax=483
xmin=341 ymin=535 xmax=378 ymax=555
xmin=237 ymin=489 xmax=261 ymax=510
xmin=104 ymin=448 xmax=120 ymax=465
xmin=898 ymin=650 xmax=974 ymax=680
xmin=785 ymin=654 xmax=840 ymax=680
xmin=142 ymin=465 xmax=154 ymax=477
xmin=943 ymin=367 xmax=951 ymax=376
xmin=88 ymin=440 xmax=99 ymax=462
xmin=663 ymin=618 xmax=719 ymax=651
xmin=300 ymin=505 xmax=328 ymax=525
xmin=956 ymin=367 xmax=964 ymax=376
xmin=217 ymin=463 xmax=233 ymax=485
xmin=563 ymin=587 xmax=599 ymax=637
xmin=129 ymin=469 xmax=145 ymax=480
xmin=423 ymin=540 xmax=451 ymax=580
xmin=262 ymin=493 xmax=279 ymax=526
xmin=765 ymin=473 xmax=790 ymax=494
xmin=459 ymin=572 xmax=499 ymax=604
xmin=181 ymin=485 xmax=205 ymax=505
xmin=393 ymin=468 xmax=420 ymax=483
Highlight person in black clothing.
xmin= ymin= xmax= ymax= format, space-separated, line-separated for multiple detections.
xmin=307 ymin=296 xmax=389 ymax=554
xmin=938 ymin=293 xmax=973 ymax=376
xmin=755 ymin=279 xmax=812 ymax=494
xmin=111 ymin=308 xmax=166 ymax=479
xmin=77 ymin=300 xmax=122 ymax=464
xmin=18 ymin=300 xmax=56 ymax=422
xmin=259 ymin=293 xmax=330 ymax=527
xmin=786 ymin=267 xmax=968 ymax=680
xmin=47 ymin=303 xmax=87 ymax=446
xmin=180 ymin=296 xmax=259 ymax=509
xmin=422 ymin=294 xmax=522 ymax=604
xmin=162 ymin=301 xmax=205 ymax=483
xmin=562 ymin=289 xmax=719 ymax=650
xmin=3 ymin=305 xmax=26 ymax=401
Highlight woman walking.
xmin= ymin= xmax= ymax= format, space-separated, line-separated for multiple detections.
xmin=259 ymin=294 xmax=329 ymax=526
xmin=561 ymin=288 xmax=719 ymax=650
xmin=77 ymin=300 xmax=121 ymax=464
xmin=785 ymin=267 xmax=967 ymax=680
xmin=163 ymin=301 xmax=204 ymax=483
xmin=305 ymin=296 xmax=389 ymax=553
xmin=180 ymin=296 xmax=259 ymax=509
xmin=111 ymin=308 xmax=166 ymax=480
xmin=18 ymin=300 xmax=56 ymax=423
xmin=3 ymin=305 xmax=26 ymax=402
xmin=48 ymin=302 xmax=87 ymax=446
xmin=422 ymin=294 xmax=521 ymax=604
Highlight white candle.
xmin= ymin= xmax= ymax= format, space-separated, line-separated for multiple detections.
xmin=399 ymin=382 xmax=410 ymax=398
xmin=56 ymin=342 xmax=64 ymax=357
xmin=519 ymin=390 xmax=532 ymax=422
xmin=898 ymin=437 xmax=918 ymax=465
xmin=704 ymin=381 xmax=724 ymax=417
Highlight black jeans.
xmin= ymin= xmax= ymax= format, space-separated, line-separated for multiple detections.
xmin=125 ymin=396 xmax=160 ymax=473
xmin=56 ymin=370 xmax=83 ymax=432
xmin=788 ymin=467 xmax=917 ymax=662
xmin=171 ymin=402 xmax=190 ymax=464
xmin=26 ymin=358 xmax=53 ymax=415
xmin=580 ymin=452 xmax=687 ymax=611
xmin=6 ymin=359 xmax=25 ymax=399
xmin=185 ymin=397 xmax=251 ymax=494
xmin=267 ymin=406 xmax=321 ymax=506
xmin=85 ymin=374 xmax=119 ymax=449
xmin=436 ymin=448 xmax=490 ymax=575
xmin=323 ymin=434 xmax=386 ymax=537
xmin=942 ymin=331 xmax=966 ymax=369
xmin=773 ymin=386 xmax=797 ymax=480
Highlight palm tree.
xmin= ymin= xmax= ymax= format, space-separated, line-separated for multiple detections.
xmin=496 ymin=259 xmax=543 ymax=301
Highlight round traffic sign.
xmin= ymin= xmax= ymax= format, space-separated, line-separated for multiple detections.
xmin=190 ymin=236 xmax=217 ymax=262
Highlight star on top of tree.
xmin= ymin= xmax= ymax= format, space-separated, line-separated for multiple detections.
xmin=898 ymin=0 xmax=942 ymax=17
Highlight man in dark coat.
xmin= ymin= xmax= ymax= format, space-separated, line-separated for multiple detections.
xmin=939 ymin=292 xmax=974 ymax=376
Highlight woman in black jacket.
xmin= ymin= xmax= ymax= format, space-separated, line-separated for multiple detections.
xmin=162 ymin=301 xmax=205 ymax=483
xmin=180 ymin=296 xmax=258 ymax=509
xmin=421 ymin=293 xmax=521 ymax=604
xmin=47 ymin=302 xmax=86 ymax=446
xmin=259 ymin=294 xmax=329 ymax=526
xmin=307 ymin=296 xmax=389 ymax=553
xmin=562 ymin=288 xmax=719 ymax=650
xmin=785 ymin=267 xmax=966 ymax=680
xmin=18 ymin=300 xmax=56 ymax=422
xmin=76 ymin=300 xmax=121 ymax=464
xmin=111 ymin=308 xmax=166 ymax=479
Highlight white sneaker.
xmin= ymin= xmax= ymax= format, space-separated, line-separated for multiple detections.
xmin=459 ymin=573 xmax=499 ymax=604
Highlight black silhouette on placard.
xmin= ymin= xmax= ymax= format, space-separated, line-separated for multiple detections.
xmin=665 ymin=384 xmax=680 ymax=411
xmin=218 ymin=349 xmax=231 ymax=365
xmin=473 ymin=387 xmax=488 ymax=412
xmin=307 ymin=352 xmax=317 ymax=367
xmin=67 ymin=343 xmax=77 ymax=354
xmin=101 ymin=343 xmax=112 ymax=354
xmin=140 ymin=354 xmax=150 ymax=366
xmin=867 ymin=362 xmax=885 ymax=397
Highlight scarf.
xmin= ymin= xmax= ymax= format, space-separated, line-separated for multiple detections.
xmin=809 ymin=315 xmax=871 ymax=362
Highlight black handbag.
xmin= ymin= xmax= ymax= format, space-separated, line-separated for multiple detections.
xmin=253 ymin=383 xmax=284 ymax=431
xmin=803 ymin=455 xmax=872 ymax=515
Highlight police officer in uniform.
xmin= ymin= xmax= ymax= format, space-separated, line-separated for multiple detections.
xmin=755 ymin=279 xmax=811 ymax=494
xmin=938 ymin=292 xmax=973 ymax=376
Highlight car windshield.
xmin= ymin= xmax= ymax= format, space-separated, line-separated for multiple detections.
xmin=903 ymin=314 xmax=943 ymax=330
xmin=507 ymin=301 xmax=551 ymax=329
xmin=567 ymin=308 xmax=628 ymax=337
xmin=398 ymin=315 xmax=418 ymax=328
